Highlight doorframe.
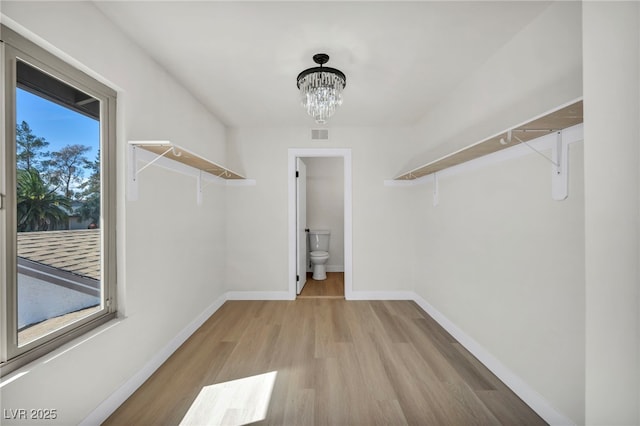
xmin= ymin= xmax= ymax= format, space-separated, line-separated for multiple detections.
xmin=288 ymin=148 xmax=352 ymax=300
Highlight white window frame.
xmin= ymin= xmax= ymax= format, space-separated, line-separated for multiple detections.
xmin=0 ymin=25 xmax=117 ymax=377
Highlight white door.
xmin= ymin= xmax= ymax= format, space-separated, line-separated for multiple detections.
xmin=296 ymin=158 xmax=307 ymax=294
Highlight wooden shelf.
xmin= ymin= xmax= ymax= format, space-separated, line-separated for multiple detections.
xmin=395 ymin=100 xmax=583 ymax=180
xmin=128 ymin=140 xmax=253 ymax=205
xmin=130 ymin=141 xmax=245 ymax=180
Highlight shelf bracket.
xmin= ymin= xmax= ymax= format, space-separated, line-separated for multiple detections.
xmin=135 ymin=146 xmax=174 ymax=176
xmin=510 ymin=129 xmax=567 ymax=201
xmin=128 ymin=144 xmax=175 ymax=202
xmin=128 ymin=145 xmax=139 ymax=201
xmin=196 ymin=171 xmax=203 ymax=206
xmin=512 ymin=133 xmax=559 ymax=169
xmin=432 ymin=172 xmax=439 ymax=206
xmin=551 ymin=131 xmax=569 ymax=201
xmin=196 ymin=169 xmax=225 ymax=205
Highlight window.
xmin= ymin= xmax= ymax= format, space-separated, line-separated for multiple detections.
xmin=1 ymin=25 xmax=117 ymax=376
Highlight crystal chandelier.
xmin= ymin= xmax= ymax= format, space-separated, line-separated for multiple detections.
xmin=296 ymin=53 xmax=346 ymax=124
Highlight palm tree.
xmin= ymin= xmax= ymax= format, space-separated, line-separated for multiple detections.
xmin=17 ymin=169 xmax=71 ymax=232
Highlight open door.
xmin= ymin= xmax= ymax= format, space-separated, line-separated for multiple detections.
xmin=296 ymin=158 xmax=307 ymax=294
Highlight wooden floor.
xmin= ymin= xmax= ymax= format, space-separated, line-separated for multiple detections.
xmin=104 ymin=300 xmax=546 ymax=426
xmin=298 ymin=272 xmax=344 ymax=299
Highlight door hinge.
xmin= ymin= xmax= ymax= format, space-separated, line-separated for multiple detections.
xmin=305 ymin=228 xmax=309 ymax=232
xmin=296 ymin=171 xmax=299 ymax=178
xmin=296 ymin=274 xmax=299 ymax=282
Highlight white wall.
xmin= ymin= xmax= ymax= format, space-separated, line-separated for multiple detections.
xmin=1 ymin=2 xmax=228 ymax=424
xmin=409 ymin=1 xmax=585 ymax=423
xmin=407 ymin=1 xmax=583 ymax=176
xmin=583 ymin=2 xmax=640 ymax=424
xmin=225 ymin=127 xmax=418 ymax=294
xmin=304 ymin=157 xmax=344 ymax=272
xmin=414 ymin=143 xmax=585 ymax=423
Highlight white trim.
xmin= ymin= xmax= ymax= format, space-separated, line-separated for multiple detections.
xmin=346 ymin=291 xmax=415 ymax=301
xmin=226 ymin=291 xmax=292 ymax=301
xmin=385 ymin=123 xmax=583 ymax=189
xmin=288 ymin=149 xmax=353 ymax=300
xmin=412 ymin=293 xmax=575 ymax=426
xmin=79 ymin=293 xmax=228 ymax=426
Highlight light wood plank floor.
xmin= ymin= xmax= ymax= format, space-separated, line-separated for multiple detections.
xmin=104 ymin=300 xmax=546 ymax=426
xmin=298 ymin=272 xmax=344 ymax=299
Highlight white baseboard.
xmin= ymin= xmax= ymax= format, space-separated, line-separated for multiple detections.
xmin=80 ymin=293 xmax=228 ymax=425
xmin=346 ymin=290 xmax=415 ymax=300
xmin=226 ymin=291 xmax=292 ymax=300
xmin=411 ymin=293 xmax=574 ymax=426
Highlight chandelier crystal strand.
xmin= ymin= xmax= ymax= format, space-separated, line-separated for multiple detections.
xmin=299 ymin=72 xmax=344 ymax=124
xmin=297 ymin=55 xmax=346 ymax=124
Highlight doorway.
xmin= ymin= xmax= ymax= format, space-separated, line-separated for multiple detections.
xmin=298 ymin=273 xmax=345 ymax=299
xmin=288 ymin=148 xmax=352 ymax=300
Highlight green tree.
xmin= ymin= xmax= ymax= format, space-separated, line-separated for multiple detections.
xmin=77 ymin=150 xmax=101 ymax=225
xmin=47 ymin=144 xmax=91 ymax=199
xmin=16 ymin=121 xmax=49 ymax=172
xmin=17 ymin=169 xmax=71 ymax=232
xmin=77 ymin=194 xmax=100 ymax=226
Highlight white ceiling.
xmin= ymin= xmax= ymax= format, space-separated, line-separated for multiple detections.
xmin=94 ymin=1 xmax=552 ymax=128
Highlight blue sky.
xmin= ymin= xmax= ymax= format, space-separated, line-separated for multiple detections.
xmin=16 ymin=88 xmax=100 ymax=163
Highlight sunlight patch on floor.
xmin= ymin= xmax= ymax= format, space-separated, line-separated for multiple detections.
xmin=180 ymin=371 xmax=278 ymax=426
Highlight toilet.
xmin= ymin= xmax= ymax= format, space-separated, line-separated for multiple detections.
xmin=308 ymin=230 xmax=330 ymax=280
